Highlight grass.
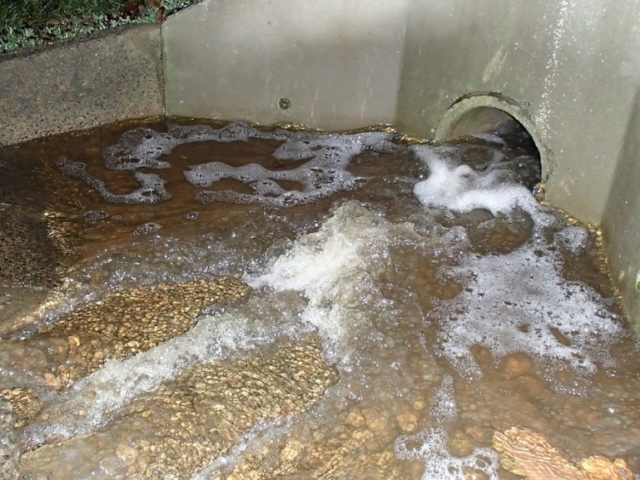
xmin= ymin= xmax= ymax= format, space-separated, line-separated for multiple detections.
xmin=0 ymin=0 xmax=201 ymax=55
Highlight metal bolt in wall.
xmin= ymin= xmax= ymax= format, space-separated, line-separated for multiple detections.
xmin=278 ymin=98 xmax=291 ymax=110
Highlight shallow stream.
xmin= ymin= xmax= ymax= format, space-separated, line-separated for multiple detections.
xmin=0 ymin=119 xmax=638 ymax=479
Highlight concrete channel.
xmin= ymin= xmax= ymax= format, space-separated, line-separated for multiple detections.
xmin=1 ymin=0 xmax=638 ymax=324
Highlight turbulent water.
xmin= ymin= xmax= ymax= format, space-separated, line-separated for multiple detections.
xmin=1 ymin=119 xmax=638 ymax=479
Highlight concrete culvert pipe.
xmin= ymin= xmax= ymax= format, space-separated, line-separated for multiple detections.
xmin=434 ymin=92 xmax=549 ymax=184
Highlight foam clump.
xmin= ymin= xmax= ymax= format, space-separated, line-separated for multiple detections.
xmin=59 ymin=122 xmax=280 ymax=204
xmin=412 ymin=145 xmax=547 ymax=224
xmin=57 ymin=159 xmax=171 ymax=204
xmin=555 ymin=225 xmax=590 ymax=253
xmin=103 ymin=122 xmax=267 ymax=171
xmin=411 ymin=143 xmax=622 ymax=383
xmin=271 ymin=131 xmax=394 ymax=161
xmin=132 ymin=222 xmax=162 ymax=235
xmin=432 ymin=241 xmax=623 ymax=380
xmin=103 ymin=128 xmax=174 ymax=170
xmin=188 ymin=131 xmax=394 ymax=207
xmin=470 ymin=132 xmax=507 ymax=145
xmin=246 ymin=202 xmax=383 ymax=357
xmin=62 ymin=123 xmax=395 ymax=207
xmin=395 ymin=427 xmax=499 ymax=480
xmin=430 ymin=375 xmax=457 ymax=422
xmin=84 ymin=210 xmax=109 ymax=223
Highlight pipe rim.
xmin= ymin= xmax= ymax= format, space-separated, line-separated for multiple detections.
xmin=434 ymin=92 xmax=550 ymax=182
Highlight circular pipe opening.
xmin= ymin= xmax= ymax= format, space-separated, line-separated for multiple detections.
xmin=434 ymin=92 xmax=548 ymax=183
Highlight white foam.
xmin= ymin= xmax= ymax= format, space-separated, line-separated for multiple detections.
xmin=247 ymin=203 xmax=381 ymax=359
xmin=57 ymin=159 xmax=171 ymax=205
xmin=395 ymin=427 xmax=499 ymax=480
xmin=432 ymin=242 xmax=623 ymax=380
xmin=470 ymin=132 xmax=506 ymax=145
xmin=103 ymin=128 xmax=174 ymax=170
xmin=132 ymin=222 xmax=162 ymax=235
xmin=84 ymin=210 xmax=108 ymax=223
xmin=246 ymin=202 xmax=427 ymax=362
xmin=102 ymin=123 xmax=268 ymax=171
xmin=409 ymin=145 xmax=622 ymax=382
xmin=271 ymin=131 xmax=393 ymax=161
xmin=61 ymin=123 xmax=394 ymax=208
xmin=188 ymin=131 xmax=394 ymax=207
xmin=555 ymin=225 xmax=589 ymax=253
xmin=430 ymin=375 xmax=457 ymax=423
xmin=411 ymin=145 xmax=549 ymax=225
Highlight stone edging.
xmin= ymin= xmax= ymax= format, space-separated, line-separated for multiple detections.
xmin=0 ymin=24 xmax=163 ymax=146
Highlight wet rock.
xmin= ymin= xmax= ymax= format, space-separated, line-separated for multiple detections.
xmin=449 ymin=429 xmax=475 ymax=457
xmin=467 ymin=213 xmax=533 ymax=255
xmin=0 ymin=208 xmax=64 ymax=288
xmin=0 ymin=388 xmax=43 ymax=429
xmin=2 ymin=278 xmax=250 ymax=430
xmin=362 ymin=408 xmax=389 ymax=433
xmin=0 ymin=342 xmax=51 ymax=389
xmin=500 ymin=352 xmax=536 ymax=379
xmin=345 ymin=410 xmax=366 ymax=429
xmin=0 ymin=149 xmax=82 ymax=337
xmin=220 ymin=398 xmax=425 ymax=480
xmin=492 ymin=427 xmax=634 ymax=480
xmin=396 ymin=411 xmax=419 ymax=433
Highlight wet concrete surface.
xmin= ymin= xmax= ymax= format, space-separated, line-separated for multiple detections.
xmin=0 ymin=119 xmax=637 ymax=479
xmin=0 ymin=147 xmax=77 ymax=336
xmin=21 ymin=338 xmax=337 ymax=479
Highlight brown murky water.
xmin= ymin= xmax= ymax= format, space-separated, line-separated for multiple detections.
xmin=0 ymin=119 xmax=638 ymax=479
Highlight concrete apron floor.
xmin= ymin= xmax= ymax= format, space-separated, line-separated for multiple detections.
xmin=0 ymin=116 xmax=638 ymax=479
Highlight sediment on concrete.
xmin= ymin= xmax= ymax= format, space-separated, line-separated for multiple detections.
xmin=0 ymin=24 xmax=163 ymax=146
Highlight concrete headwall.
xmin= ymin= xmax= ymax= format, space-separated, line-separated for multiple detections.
xmin=0 ymin=24 xmax=163 ymax=145
xmin=163 ymin=0 xmax=407 ymax=130
xmin=396 ymin=0 xmax=640 ymax=226
xmin=393 ymin=0 xmax=640 ymax=321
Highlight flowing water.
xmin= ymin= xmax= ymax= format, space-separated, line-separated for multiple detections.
xmin=0 ymin=119 xmax=638 ymax=479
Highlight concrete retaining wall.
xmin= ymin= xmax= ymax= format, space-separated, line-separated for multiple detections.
xmin=162 ymin=0 xmax=407 ymax=130
xmin=0 ymin=24 xmax=163 ymax=145
xmin=602 ymin=90 xmax=640 ymax=327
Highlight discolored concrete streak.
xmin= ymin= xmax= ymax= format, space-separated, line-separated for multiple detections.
xmin=21 ymin=338 xmax=337 ymax=480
